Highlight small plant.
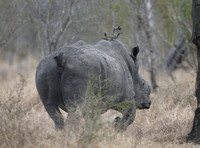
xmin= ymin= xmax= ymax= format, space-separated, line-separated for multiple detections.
xmin=78 ymin=75 xmax=104 ymax=147
xmin=0 ymin=74 xmax=27 ymax=147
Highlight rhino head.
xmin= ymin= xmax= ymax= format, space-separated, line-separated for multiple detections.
xmin=134 ymin=75 xmax=151 ymax=109
xmin=130 ymin=46 xmax=151 ymax=109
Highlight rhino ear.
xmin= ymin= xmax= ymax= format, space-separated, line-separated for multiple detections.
xmin=131 ymin=46 xmax=139 ymax=58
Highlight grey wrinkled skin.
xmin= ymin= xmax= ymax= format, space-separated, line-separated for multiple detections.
xmin=35 ymin=39 xmax=151 ymax=131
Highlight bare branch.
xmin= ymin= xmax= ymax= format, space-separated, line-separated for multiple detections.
xmin=51 ymin=1 xmax=74 ymax=53
xmin=0 ymin=2 xmax=28 ymax=53
xmin=153 ymin=29 xmax=173 ymax=47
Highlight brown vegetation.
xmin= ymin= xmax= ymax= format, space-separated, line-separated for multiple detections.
xmin=0 ymin=57 xmax=198 ymax=148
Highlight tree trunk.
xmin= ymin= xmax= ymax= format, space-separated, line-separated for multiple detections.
xmin=129 ymin=0 xmax=158 ymax=90
xmin=187 ymin=45 xmax=200 ymax=143
xmin=187 ymin=0 xmax=200 ymax=143
xmin=143 ymin=1 xmax=158 ymax=90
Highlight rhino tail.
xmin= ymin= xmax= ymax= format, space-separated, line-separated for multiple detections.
xmin=53 ymin=52 xmax=66 ymax=105
xmin=53 ymin=52 xmax=66 ymax=74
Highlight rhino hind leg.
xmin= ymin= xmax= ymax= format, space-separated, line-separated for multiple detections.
xmin=112 ymin=103 xmax=136 ymax=131
xmin=45 ymin=104 xmax=64 ymax=130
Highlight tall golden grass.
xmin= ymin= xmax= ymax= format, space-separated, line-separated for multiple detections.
xmin=0 ymin=57 xmax=198 ymax=148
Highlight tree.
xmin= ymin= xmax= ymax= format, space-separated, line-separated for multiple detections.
xmin=0 ymin=0 xmax=28 ymax=54
xmin=27 ymin=0 xmax=77 ymax=55
xmin=152 ymin=0 xmax=196 ymax=77
xmin=27 ymin=0 xmax=102 ymax=55
xmin=187 ymin=0 xmax=200 ymax=143
xmin=129 ymin=0 xmax=158 ymax=90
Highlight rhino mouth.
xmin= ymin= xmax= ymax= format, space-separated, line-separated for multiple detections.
xmin=137 ymin=102 xmax=151 ymax=110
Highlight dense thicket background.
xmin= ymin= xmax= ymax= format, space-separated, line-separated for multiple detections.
xmin=0 ymin=0 xmax=194 ymax=66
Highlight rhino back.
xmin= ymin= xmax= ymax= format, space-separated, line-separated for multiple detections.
xmin=95 ymin=40 xmax=136 ymax=77
xmin=59 ymin=45 xmax=134 ymax=106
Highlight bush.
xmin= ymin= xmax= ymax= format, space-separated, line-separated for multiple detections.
xmin=0 ymin=74 xmax=28 ymax=147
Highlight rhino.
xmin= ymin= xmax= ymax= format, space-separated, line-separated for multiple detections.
xmin=35 ymin=39 xmax=151 ymax=131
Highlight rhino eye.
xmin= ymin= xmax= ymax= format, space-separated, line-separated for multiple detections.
xmin=141 ymin=80 xmax=145 ymax=86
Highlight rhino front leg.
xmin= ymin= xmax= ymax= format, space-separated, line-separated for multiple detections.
xmin=112 ymin=102 xmax=136 ymax=131
xmin=45 ymin=104 xmax=64 ymax=130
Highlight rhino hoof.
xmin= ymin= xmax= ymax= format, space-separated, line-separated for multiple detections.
xmin=186 ymin=132 xmax=195 ymax=142
xmin=114 ymin=116 xmax=121 ymax=123
xmin=55 ymin=122 xmax=64 ymax=130
xmin=113 ymin=117 xmax=126 ymax=132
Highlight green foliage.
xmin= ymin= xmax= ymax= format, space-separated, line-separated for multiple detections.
xmin=106 ymin=99 xmax=132 ymax=111
xmin=154 ymin=0 xmax=192 ymax=42
xmin=79 ymin=75 xmax=103 ymax=146
xmin=130 ymin=0 xmax=141 ymax=6
xmin=109 ymin=3 xmax=115 ymax=10
xmin=47 ymin=0 xmax=55 ymax=3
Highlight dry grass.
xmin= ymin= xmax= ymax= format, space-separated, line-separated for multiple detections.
xmin=0 ymin=57 xmax=199 ymax=148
